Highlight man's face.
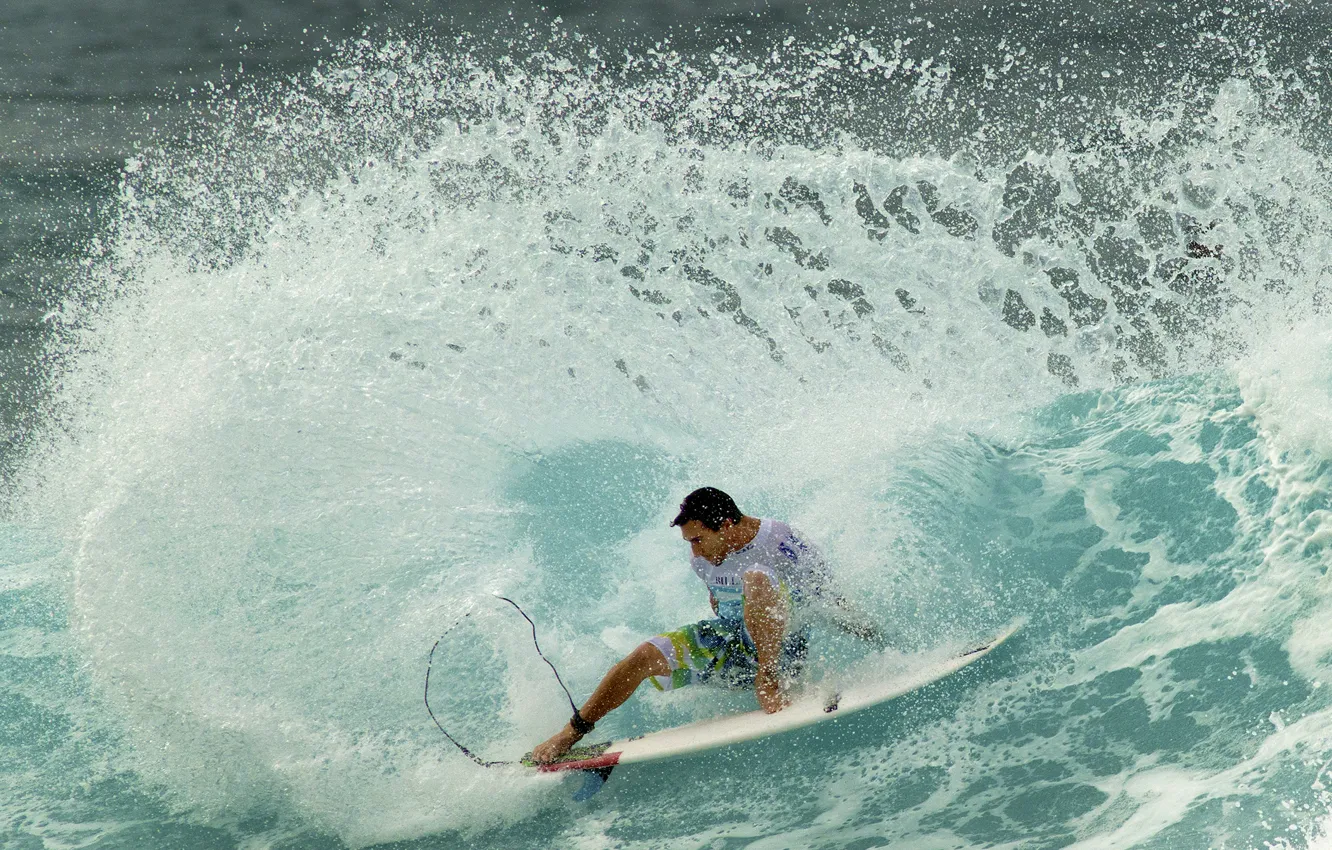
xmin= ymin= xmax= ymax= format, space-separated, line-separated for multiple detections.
xmin=679 ymin=519 xmax=731 ymax=565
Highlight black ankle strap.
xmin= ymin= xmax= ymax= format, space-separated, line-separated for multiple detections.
xmin=570 ymin=708 xmax=595 ymax=735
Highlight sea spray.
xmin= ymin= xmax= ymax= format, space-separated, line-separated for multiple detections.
xmin=5 ymin=18 xmax=1332 ymax=849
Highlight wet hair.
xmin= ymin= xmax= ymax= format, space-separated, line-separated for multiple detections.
xmin=671 ymin=487 xmax=743 ymax=531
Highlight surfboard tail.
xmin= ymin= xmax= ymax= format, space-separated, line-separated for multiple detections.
xmin=534 ymin=750 xmax=622 ymax=773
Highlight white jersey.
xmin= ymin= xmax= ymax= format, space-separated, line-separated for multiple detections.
xmin=691 ymin=518 xmax=832 ymax=624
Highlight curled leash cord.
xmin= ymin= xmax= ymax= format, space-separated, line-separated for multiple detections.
xmin=423 ymin=596 xmax=579 ymax=767
xmin=424 ymin=613 xmax=505 ymax=767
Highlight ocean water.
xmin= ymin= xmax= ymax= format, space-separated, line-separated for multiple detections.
xmin=5 ymin=1 xmax=1332 ymax=848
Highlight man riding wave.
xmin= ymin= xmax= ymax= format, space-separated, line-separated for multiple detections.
xmin=532 ymin=487 xmax=884 ymax=763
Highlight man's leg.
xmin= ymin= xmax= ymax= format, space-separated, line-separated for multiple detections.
xmin=531 ymin=641 xmax=670 ymax=763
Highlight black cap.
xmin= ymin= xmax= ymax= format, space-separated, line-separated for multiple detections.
xmin=671 ymin=487 xmax=742 ymax=531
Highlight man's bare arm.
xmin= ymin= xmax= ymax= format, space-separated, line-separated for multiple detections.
xmin=742 ymin=571 xmax=790 ymax=714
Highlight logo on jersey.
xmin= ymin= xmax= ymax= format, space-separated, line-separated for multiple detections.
xmin=778 ymin=535 xmax=808 ymax=563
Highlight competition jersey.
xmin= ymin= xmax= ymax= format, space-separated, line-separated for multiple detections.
xmin=691 ymin=518 xmax=832 ymax=624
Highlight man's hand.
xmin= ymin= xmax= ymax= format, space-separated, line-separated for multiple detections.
xmin=743 ymin=571 xmax=791 ymax=714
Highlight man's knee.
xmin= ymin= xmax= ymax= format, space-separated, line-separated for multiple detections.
xmin=622 ymin=641 xmax=669 ymax=678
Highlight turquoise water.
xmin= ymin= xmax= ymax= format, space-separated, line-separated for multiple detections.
xmin=6 ymin=17 xmax=1332 ymax=850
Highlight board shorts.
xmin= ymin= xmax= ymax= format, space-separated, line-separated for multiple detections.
xmin=647 ymin=617 xmax=809 ymax=692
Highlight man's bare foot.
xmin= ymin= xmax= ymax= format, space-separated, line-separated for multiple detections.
xmin=531 ymin=722 xmax=584 ymax=763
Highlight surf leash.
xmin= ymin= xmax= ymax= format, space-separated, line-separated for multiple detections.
xmin=423 ymin=595 xmax=580 ymax=768
xmin=424 ymin=612 xmax=509 ymax=768
xmin=492 ymin=594 xmax=581 ymax=716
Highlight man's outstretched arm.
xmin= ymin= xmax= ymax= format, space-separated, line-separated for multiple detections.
xmin=827 ymin=594 xmax=892 ymax=647
xmin=743 ymin=571 xmax=791 ymax=714
xmin=790 ymin=535 xmax=891 ymax=648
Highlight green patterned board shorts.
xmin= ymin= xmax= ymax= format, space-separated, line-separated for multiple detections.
xmin=647 ymin=617 xmax=809 ymax=691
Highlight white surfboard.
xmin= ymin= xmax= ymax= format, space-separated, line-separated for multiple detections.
xmin=526 ymin=620 xmax=1021 ymax=775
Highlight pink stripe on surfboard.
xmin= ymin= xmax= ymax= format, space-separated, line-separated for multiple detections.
xmin=535 ymin=751 xmax=622 ymax=772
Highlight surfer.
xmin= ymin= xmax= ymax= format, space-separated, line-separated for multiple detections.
xmin=532 ymin=486 xmax=885 ymax=763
